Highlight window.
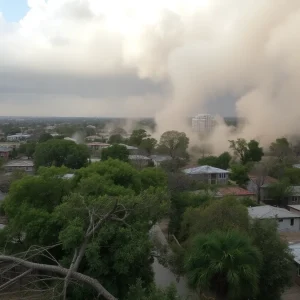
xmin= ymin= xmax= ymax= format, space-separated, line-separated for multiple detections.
xmin=291 ymin=218 xmax=294 ymax=226
xmin=292 ymin=197 xmax=298 ymax=204
xmin=278 ymin=219 xmax=283 ymax=222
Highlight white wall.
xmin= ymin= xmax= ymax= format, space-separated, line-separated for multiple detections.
xmin=277 ymin=218 xmax=300 ymax=232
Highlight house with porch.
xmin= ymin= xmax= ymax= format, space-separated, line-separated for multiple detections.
xmin=248 ymin=205 xmax=300 ymax=232
xmin=182 ymin=165 xmax=229 ymax=185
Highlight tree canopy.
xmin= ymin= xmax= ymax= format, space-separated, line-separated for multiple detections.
xmin=101 ymin=144 xmax=130 ymax=162
xmin=198 ymin=151 xmax=231 ymax=170
xmin=229 ymin=138 xmax=264 ymax=165
xmin=159 ymin=131 xmax=189 ymax=159
xmin=129 ymin=129 xmax=149 ymax=147
xmin=34 ymin=139 xmax=90 ymax=170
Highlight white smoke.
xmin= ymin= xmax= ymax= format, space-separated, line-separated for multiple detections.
xmin=2 ymin=0 xmax=300 ymax=153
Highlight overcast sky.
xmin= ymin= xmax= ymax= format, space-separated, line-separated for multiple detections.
xmin=0 ymin=0 xmax=239 ymax=117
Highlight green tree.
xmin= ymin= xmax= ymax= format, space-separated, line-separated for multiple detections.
xmin=38 ymin=133 xmax=53 ymax=143
xmin=129 ymin=129 xmax=149 ymax=146
xmin=34 ymin=139 xmax=90 ymax=170
xmin=229 ymin=138 xmax=263 ymax=165
xmin=249 ymin=219 xmax=294 ymax=300
xmin=140 ymin=167 xmax=167 ymax=190
xmin=269 ymin=137 xmax=292 ymax=163
xmin=101 ymin=144 xmax=129 ymax=162
xmin=283 ymin=167 xmax=300 ymax=184
xmin=140 ymin=138 xmax=157 ymax=156
xmin=180 ymin=198 xmax=249 ymax=242
xmin=159 ymin=131 xmax=189 ymax=159
xmin=229 ymin=163 xmax=249 ymax=186
xmin=185 ymin=230 xmax=261 ymax=300
xmin=0 ymin=160 xmax=170 ymax=299
xmin=268 ymin=179 xmax=293 ymax=207
xmin=198 ymin=152 xmax=231 ymax=170
xmin=108 ymin=134 xmax=124 ymax=144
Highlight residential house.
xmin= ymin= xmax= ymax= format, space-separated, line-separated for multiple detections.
xmin=6 ymin=134 xmax=31 ymax=142
xmin=247 ymin=175 xmax=278 ymax=203
xmin=86 ymin=135 xmax=103 ymax=142
xmin=182 ymin=165 xmax=229 ymax=185
xmin=288 ymin=205 xmax=300 ymax=215
xmin=3 ymin=160 xmax=34 ymax=174
xmin=87 ymin=142 xmax=110 ymax=151
xmin=289 ymin=243 xmax=300 ymax=286
xmin=129 ymin=155 xmax=150 ymax=169
xmin=248 ymin=205 xmax=300 ymax=232
xmin=217 ymin=186 xmax=256 ymax=199
xmin=0 ymin=146 xmax=12 ymax=160
xmin=150 ymin=155 xmax=172 ymax=167
xmin=119 ymin=144 xmax=139 ymax=155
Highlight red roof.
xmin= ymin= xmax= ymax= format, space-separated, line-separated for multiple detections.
xmin=248 ymin=175 xmax=278 ymax=184
xmin=218 ymin=186 xmax=255 ymax=196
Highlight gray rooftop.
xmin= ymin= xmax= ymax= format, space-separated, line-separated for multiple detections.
xmin=248 ymin=205 xmax=300 ymax=219
xmin=129 ymin=155 xmax=150 ymax=160
xmin=150 ymin=155 xmax=172 ymax=162
xmin=183 ymin=165 xmax=229 ymax=175
xmin=293 ymin=164 xmax=300 ymax=169
xmin=288 ymin=205 xmax=300 ymax=211
xmin=289 ymin=242 xmax=300 ymax=264
xmin=0 ymin=146 xmax=12 ymax=152
xmin=119 ymin=144 xmax=138 ymax=150
xmin=4 ymin=160 xmax=34 ymax=167
xmin=291 ymin=186 xmax=300 ymax=196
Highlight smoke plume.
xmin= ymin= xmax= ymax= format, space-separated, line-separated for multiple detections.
xmin=2 ymin=0 xmax=300 ymax=153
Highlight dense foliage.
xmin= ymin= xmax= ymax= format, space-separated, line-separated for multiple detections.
xmin=34 ymin=139 xmax=90 ymax=169
xmin=101 ymin=144 xmax=130 ymax=162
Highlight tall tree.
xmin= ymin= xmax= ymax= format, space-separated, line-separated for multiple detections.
xmin=38 ymin=133 xmax=53 ymax=143
xmin=249 ymin=219 xmax=294 ymax=300
xmin=268 ymin=179 xmax=293 ymax=207
xmin=140 ymin=138 xmax=157 ymax=156
xmin=229 ymin=138 xmax=263 ymax=165
xmin=34 ymin=139 xmax=90 ymax=170
xmin=129 ymin=129 xmax=149 ymax=147
xmin=198 ymin=152 xmax=231 ymax=170
xmin=108 ymin=134 xmax=124 ymax=144
xmin=185 ymin=230 xmax=261 ymax=300
xmin=101 ymin=145 xmax=130 ymax=162
xmin=159 ymin=131 xmax=189 ymax=159
xmin=229 ymin=163 xmax=249 ymax=186
xmin=269 ymin=137 xmax=294 ymax=164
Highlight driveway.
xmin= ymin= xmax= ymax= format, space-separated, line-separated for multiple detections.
xmin=282 ymin=284 xmax=300 ymax=300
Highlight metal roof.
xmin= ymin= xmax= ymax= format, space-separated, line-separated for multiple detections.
xmin=288 ymin=205 xmax=300 ymax=211
xmin=248 ymin=205 xmax=300 ymax=219
xmin=0 ymin=146 xmax=12 ymax=152
xmin=289 ymin=242 xmax=300 ymax=264
xmin=150 ymin=155 xmax=172 ymax=162
xmin=129 ymin=155 xmax=150 ymax=160
xmin=183 ymin=165 xmax=229 ymax=175
xmin=4 ymin=160 xmax=34 ymax=167
xmin=119 ymin=144 xmax=138 ymax=150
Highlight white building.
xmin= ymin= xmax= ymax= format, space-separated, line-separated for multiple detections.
xmin=7 ymin=133 xmax=31 ymax=142
xmin=248 ymin=205 xmax=300 ymax=232
xmin=3 ymin=160 xmax=34 ymax=173
xmin=183 ymin=165 xmax=229 ymax=185
xmin=192 ymin=114 xmax=215 ymax=133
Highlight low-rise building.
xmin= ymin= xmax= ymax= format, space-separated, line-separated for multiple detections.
xmin=119 ymin=144 xmax=139 ymax=154
xmin=87 ymin=142 xmax=110 ymax=151
xmin=129 ymin=155 xmax=150 ymax=169
xmin=217 ymin=186 xmax=256 ymax=199
xmin=288 ymin=205 xmax=300 ymax=215
xmin=150 ymin=155 xmax=172 ymax=167
xmin=183 ymin=165 xmax=229 ymax=185
xmin=3 ymin=160 xmax=34 ymax=173
xmin=7 ymin=134 xmax=31 ymax=142
xmin=0 ymin=146 xmax=12 ymax=159
xmin=289 ymin=243 xmax=300 ymax=286
xmin=248 ymin=205 xmax=300 ymax=232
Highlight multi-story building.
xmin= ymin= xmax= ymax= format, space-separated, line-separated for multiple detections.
xmin=192 ymin=114 xmax=215 ymax=133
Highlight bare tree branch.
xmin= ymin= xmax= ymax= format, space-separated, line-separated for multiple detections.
xmin=0 ymin=255 xmax=117 ymax=300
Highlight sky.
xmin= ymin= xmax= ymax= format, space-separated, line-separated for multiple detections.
xmin=1 ymin=0 xmax=300 ymax=151
xmin=0 ymin=0 xmax=29 ymax=22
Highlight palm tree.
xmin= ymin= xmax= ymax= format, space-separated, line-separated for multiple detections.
xmin=185 ymin=230 xmax=261 ymax=300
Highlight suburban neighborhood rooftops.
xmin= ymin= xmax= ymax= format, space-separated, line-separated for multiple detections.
xmin=218 ymin=186 xmax=255 ymax=197
xmin=291 ymin=186 xmax=300 ymax=196
xmin=248 ymin=205 xmax=300 ymax=219
xmin=129 ymin=155 xmax=150 ymax=160
xmin=4 ymin=160 xmax=34 ymax=167
xmin=150 ymin=155 xmax=172 ymax=162
xmin=289 ymin=242 xmax=300 ymax=264
xmin=119 ymin=144 xmax=138 ymax=150
xmin=248 ymin=175 xmax=278 ymax=187
xmin=183 ymin=165 xmax=229 ymax=175
xmin=0 ymin=146 xmax=12 ymax=152
xmin=288 ymin=205 xmax=300 ymax=212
